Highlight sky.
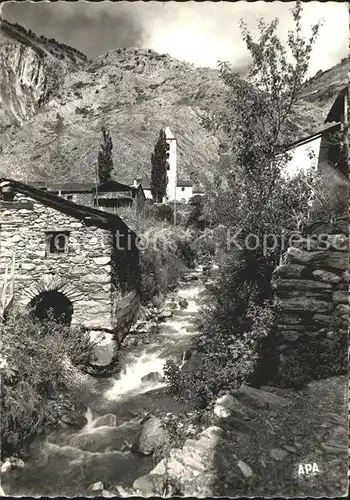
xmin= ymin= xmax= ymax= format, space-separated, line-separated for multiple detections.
xmin=1 ymin=1 xmax=348 ymax=77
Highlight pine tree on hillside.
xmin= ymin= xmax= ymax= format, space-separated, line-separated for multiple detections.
xmin=98 ymin=126 xmax=114 ymax=183
xmin=151 ymin=129 xmax=168 ymax=202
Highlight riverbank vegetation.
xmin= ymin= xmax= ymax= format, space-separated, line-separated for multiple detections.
xmin=138 ymin=206 xmax=199 ymax=305
xmin=0 ymin=313 xmax=93 ymax=459
xmin=164 ymin=1 xmax=338 ymax=405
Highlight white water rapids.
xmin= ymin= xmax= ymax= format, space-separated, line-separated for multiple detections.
xmin=104 ymin=280 xmax=202 ymax=401
xmin=2 ymin=267 xmax=206 ymax=497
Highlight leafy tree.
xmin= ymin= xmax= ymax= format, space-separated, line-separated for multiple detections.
xmin=166 ymin=2 xmax=324 ymax=403
xmin=207 ymin=0 xmax=322 ymax=238
xmin=98 ymin=126 xmax=114 ymax=183
xmin=151 ymin=128 xmax=168 ymax=202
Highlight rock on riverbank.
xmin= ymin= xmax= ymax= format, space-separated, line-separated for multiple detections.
xmin=126 ymin=377 xmax=347 ymax=497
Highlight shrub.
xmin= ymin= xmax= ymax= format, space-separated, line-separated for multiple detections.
xmin=164 ymin=301 xmax=274 ymax=408
xmin=199 ymin=249 xmax=275 ymax=337
xmin=175 ymin=238 xmax=197 ymax=269
xmin=139 ymin=222 xmax=197 ymax=304
xmin=191 ymin=228 xmax=219 ymax=261
xmin=144 ymin=203 xmax=174 ymax=223
xmin=0 ymin=312 xmax=93 ymax=456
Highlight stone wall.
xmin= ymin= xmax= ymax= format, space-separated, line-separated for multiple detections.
xmin=113 ymin=290 xmax=140 ymax=344
xmin=0 ymin=195 xmax=139 ymax=339
xmin=272 ymin=216 xmax=349 ymax=386
xmin=0 ymin=196 xmax=113 ymax=330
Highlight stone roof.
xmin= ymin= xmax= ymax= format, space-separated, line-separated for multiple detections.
xmin=28 ymin=180 xmax=134 ymax=194
xmin=325 ymin=86 xmax=348 ymax=124
xmin=285 ymin=122 xmax=341 ymax=150
xmin=0 ymin=178 xmax=133 ymax=234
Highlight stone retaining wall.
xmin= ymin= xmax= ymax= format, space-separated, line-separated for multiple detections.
xmin=272 ymin=216 xmax=349 ymax=385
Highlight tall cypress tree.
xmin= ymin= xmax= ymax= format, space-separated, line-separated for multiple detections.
xmin=98 ymin=126 xmax=114 ymax=183
xmin=150 ymin=129 xmax=168 ymax=202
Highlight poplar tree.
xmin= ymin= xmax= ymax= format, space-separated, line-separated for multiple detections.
xmin=98 ymin=126 xmax=114 ymax=183
xmin=150 ymin=129 xmax=168 ymax=202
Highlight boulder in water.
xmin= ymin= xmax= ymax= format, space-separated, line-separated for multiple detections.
xmin=10 ymin=457 xmax=24 ymax=469
xmin=144 ymin=321 xmax=158 ymax=334
xmin=179 ymin=297 xmax=189 ymax=309
xmin=0 ymin=485 xmax=7 ymax=497
xmin=92 ymin=413 xmax=117 ymax=428
xmin=90 ymin=482 xmax=104 ymax=492
xmin=132 ymin=416 xmax=170 ymax=455
xmin=102 ymin=490 xmax=116 ymax=498
xmin=168 ymin=299 xmax=178 ymax=310
xmin=60 ymin=411 xmax=88 ymax=429
xmin=114 ymin=485 xmax=135 ymax=497
xmin=135 ymin=320 xmax=147 ymax=331
xmin=141 ymin=372 xmax=164 ymax=384
xmin=123 ymin=336 xmax=138 ymax=348
xmin=158 ymin=309 xmax=173 ymax=320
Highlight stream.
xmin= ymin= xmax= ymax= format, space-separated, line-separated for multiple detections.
xmin=2 ymin=267 xmax=206 ymax=497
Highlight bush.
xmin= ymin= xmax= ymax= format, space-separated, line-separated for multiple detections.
xmin=199 ymin=249 xmax=275 ymax=337
xmin=175 ymin=238 xmax=197 ymax=269
xmin=139 ymin=225 xmax=186 ymax=304
xmin=0 ymin=312 xmax=93 ymax=456
xmin=144 ymin=203 xmax=174 ymax=223
xmin=191 ymin=227 xmax=222 ymax=261
xmin=164 ymin=302 xmax=274 ymax=408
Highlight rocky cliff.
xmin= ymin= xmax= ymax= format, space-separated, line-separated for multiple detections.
xmin=0 ymin=19 xmax=87 ymax=132
xmin=0 ymin=19 xmax=347 ymax=184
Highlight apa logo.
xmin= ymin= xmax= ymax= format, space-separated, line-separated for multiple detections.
xmin=298 ymin=463 xmax=320 ymax=475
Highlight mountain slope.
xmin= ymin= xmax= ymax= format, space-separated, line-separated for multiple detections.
xmin=0 ymin=24 xmax=347 ymax=184
xmin=0 ymin=19 xmax=88 ymax=132
xmin=0 ymin=48 xmax=227 ymax=183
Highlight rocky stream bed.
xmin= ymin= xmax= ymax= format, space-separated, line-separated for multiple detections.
xmin=0 ymin=265 xmax=348 ymax=497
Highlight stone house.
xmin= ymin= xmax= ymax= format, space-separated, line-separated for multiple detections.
xmin=285 ymin=87 xmax=348 ymax=178
xmin=0 ymin=178 xmax=140 ymax=354
xmin=29 ymin=178 xmax=146 ymax=216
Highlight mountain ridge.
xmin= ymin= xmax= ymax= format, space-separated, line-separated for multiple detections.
xmin=0 ymin=18 xmax=88 ymax=131
xmin=0 ymin=20 xmax=347 ymax=185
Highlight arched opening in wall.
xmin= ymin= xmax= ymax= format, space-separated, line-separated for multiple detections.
xmin=28 ymin=290 xmax=73 ymax=326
